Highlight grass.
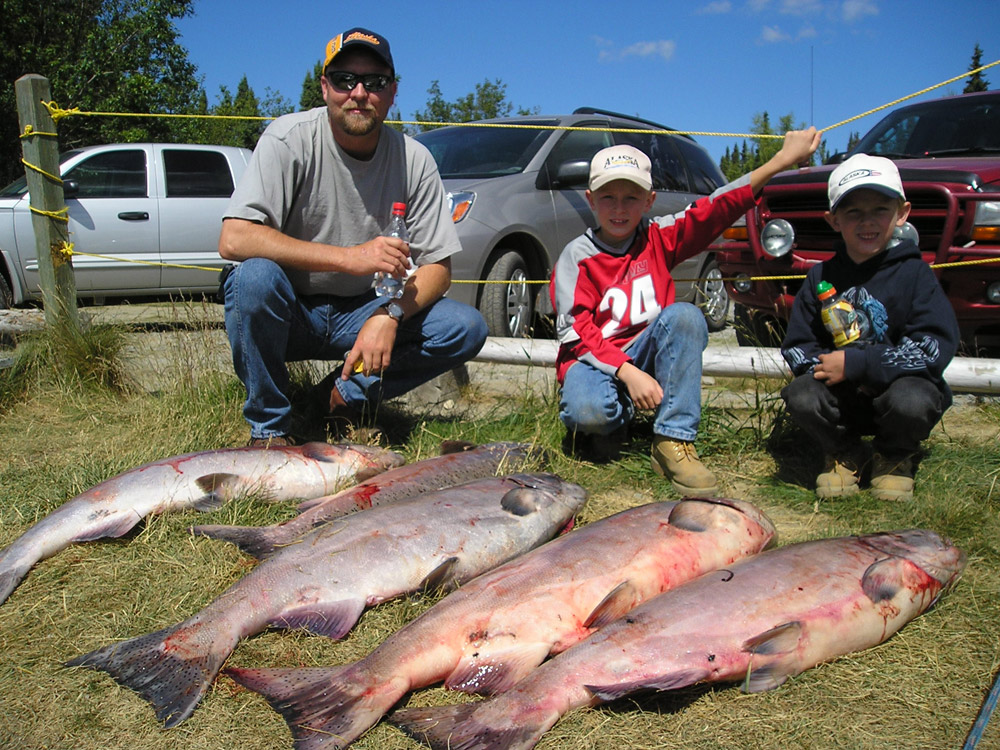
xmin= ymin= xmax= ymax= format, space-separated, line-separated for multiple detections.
xmin=0 ymin=308 xmax=998 ymax=750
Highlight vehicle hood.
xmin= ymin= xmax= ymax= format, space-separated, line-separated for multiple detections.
xmin=770 ymin=157 xmax=1000 ymax=190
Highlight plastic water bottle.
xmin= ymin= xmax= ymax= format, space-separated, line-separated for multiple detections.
xmin=375 ymin=202 xmax=407 ymax=299
xmin=817 ymin=281 xmax=861 ymax=348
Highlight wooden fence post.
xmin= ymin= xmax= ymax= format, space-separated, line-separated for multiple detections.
xmin=15 ymin=73 xmax=81 ymax=332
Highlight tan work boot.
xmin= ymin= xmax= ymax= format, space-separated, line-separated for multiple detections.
xmin=651 ymin=437 xmax=719 ymax=497
xmin=815 ymin=453 xmax=861 ymax=498
xmin=870 ymin=453 xmax=916 ymax=501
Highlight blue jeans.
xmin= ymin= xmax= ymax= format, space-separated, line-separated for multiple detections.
xmin=224 ymin=258 xmax=488 ymax=439
xmin=559 ymin=302 xmax=708 ymax=441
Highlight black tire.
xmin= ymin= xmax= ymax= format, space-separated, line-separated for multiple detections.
xmin=0 ymin=274 xmax=11 ymax=309
xmin=733 ymin=304 xmax=786 ymax=347
xmin=479 ymin=250 xmax=534 ymax=338
xmin=695 ymin=259 xmax=730 ymax=332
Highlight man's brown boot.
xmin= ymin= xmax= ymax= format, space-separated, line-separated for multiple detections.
xmin=651 ymin=437 xmax=719 ymax=497
xmin=870 ymin=453 xmax=916 ymax=501
xmin=815 ymin=453 xmax=861 ymax=498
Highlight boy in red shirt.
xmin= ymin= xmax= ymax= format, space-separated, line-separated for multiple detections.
xmin=552 ymin=129 xmax=819 ymax=495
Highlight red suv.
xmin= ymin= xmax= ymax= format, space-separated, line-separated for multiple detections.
xmin=716 ymin=91 xmax=1000 ymax=355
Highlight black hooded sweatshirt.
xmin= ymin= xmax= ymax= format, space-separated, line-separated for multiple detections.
xmin=780 ymin=238 xmax=959 ymax=403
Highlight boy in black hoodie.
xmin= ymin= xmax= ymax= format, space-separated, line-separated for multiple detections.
xmin=780 ymin=154 xmax=959 ymax=501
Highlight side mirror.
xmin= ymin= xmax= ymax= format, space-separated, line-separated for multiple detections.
xmin=552 ymin=160 xmax=589 ymax=189
xmin=62 ymin=179 xmax=79 ymax=198
xmin=824 ymin=152 xmax=849 ymax=165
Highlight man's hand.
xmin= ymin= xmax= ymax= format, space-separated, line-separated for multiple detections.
xmin=343 ymin=309 xmax=399 ymax=378
xmin=617 ymin=362 xmax=663 ymax=411
xmin=813 ymin=350 xmax=847 ymax=386
xmin=346 ymin=236 xmax=412 ymax=278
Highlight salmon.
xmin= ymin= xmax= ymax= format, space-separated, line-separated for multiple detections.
xmin=65 ymin=473 xmax=587 ymax=729
xmin=0 ymin=442 xmax=404 ymax=606
xmin=393 ymin=529 xmax=966 ymax=750
xmin=190 ymin=441 xmax=542 ymax=558
xmin=226 ymin=497 xmax=775 ymax=749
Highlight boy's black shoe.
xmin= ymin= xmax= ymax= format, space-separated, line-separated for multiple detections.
xmin=562 ymin=427 xmax=626 ymax=463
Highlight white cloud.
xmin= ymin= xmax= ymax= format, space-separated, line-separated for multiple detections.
xmin=842 ymin=0 xmax=879 ymax=21
xmin=747 ymin=0 xmax=771 ymax=12
xmin=697 ymin=1 xmax=732 ymax=14
xmin=595 ymin=37 xmax=677 ymax=62
xmin=759 ymin=25 xmax=791 ymax=43
xmin=779 ymin=0 xmax=823 ymax=15
xmin=621 ymin=40 xmax=677 ymax=60
xmin=798 ymin=24 xmax=818 ymax=39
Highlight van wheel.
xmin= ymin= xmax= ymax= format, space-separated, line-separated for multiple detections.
xmin=480 ymin=250 xmax=533 ymax=338
xmin=695 ymin=260 xmax=730 ymax=332
xmin=0 ymin=274 xmax=11 ymax=309
xmin=733 ymin=304 xmax=786 ymax=347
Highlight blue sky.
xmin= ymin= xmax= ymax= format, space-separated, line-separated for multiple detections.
xmin=176 ymin=0 xmax=996 ymax=165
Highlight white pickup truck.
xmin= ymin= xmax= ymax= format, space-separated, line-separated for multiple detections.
xmin=0 ymin=143 xmax=252 ymax=307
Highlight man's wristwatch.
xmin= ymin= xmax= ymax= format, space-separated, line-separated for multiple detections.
xmin=384 ymin=301 xmax=405 ymax=323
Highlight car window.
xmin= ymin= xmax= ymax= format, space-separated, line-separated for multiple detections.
xmin=64 ymin=149 xmax=147 ymax=198
xmin=416 ymin=122 xmax=555 ymax=178
xmin=164 ymin=149 xmax=235 ymax=197
xmin=672 ymin=136 xmax=726 ymax=194
xmin=613 ymin=130 xmax=687 ymax=192
xmin=855 ymin=95 xmax=1000 ymax=156
xmin=545 ymin=125 xmax=614 ymax=171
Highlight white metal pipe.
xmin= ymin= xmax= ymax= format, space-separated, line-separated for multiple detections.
xmin=474 ymin=338 xmax=1000 ymax=395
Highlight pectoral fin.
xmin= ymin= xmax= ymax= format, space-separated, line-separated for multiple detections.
xmin=193 ymin=473 xmax=242 ymax=509
xmin=420 ymin=556 xmax=459 ymax=593
xmin=586 ymin=668 xmax=709 ymax=702
xmin=583 ymin=581 xmax=641 ymax=629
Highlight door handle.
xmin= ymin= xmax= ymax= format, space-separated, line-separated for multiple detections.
xmin=118 ymin=211 xmax=149 ymax=221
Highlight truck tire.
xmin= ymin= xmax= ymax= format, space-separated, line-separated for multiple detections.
xmin=479 ymin=250 xmax=533 ymax=338
xmin=695 ymin=259 xmax=730 ymax=332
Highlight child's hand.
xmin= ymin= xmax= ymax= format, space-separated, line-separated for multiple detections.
xmin=813 ymin=350 xmax=847 ymax=386
xmin=617 ymin=362 xmax=663 ymax=410
xmin=775 ymin=127 xmax=821 ymax=171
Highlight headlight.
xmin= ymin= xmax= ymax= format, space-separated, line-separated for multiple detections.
xmin=760 ymin=219 xmax=794 ymax=258
xmin=987 ymin=281 xmax=1000 ymax=304
xmin=888 ymin=221 xmax=919 ymax=249
xmin=733 ymin=273 xmax=753 ymax=293
xmin=447 ymin=191 xmax=475 ymax=224
xmin=972 ymin=200 xmax=1000 ymax=242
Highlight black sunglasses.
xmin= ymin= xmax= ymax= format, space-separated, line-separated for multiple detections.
xmin=326 ymin=71 xmax=392 ymax=93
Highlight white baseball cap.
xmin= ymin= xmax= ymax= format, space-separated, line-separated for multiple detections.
xmin=589 ymin=145 xmax=653 ymax=192
xmin=828 ymin=153 xmax=906 ymax=211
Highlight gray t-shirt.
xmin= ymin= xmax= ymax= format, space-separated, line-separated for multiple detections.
xmin=225 ymin=106 xmax=462 ymax=296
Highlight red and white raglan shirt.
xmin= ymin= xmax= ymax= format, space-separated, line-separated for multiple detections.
xmin=551 ymin=175 xmax=755 ymax=385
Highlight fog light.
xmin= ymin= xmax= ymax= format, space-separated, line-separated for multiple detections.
xmin=761 ymin=219 xmax=794 ymax=257
xmin=734 ymin=274 xmax=752 ymax=293
xmin=987 ymin=281 xmax=1000 ymax=304
xmin=888 ymin=221 xmax=919 ymax=249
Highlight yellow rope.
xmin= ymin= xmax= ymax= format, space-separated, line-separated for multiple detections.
xmin=28 ymin=205 xmax=69 ymax=223
xmin=38 ymin=59 xmax=999 ymax=142
xmin=21 ymin=157 xmax=63 ymax=184
xmin=66 ymin=249 xmax=221 ymax=273
xmin=51 ymin=241 xmax=73 ymax=267
xmin=20 ymin=124 xmax=58 ymax=139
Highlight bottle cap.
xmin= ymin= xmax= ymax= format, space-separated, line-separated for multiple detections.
xmin=816 ymin=281 xmax=836 ymax=301
xmin=392 ymin=202 xmax=406 ymax=214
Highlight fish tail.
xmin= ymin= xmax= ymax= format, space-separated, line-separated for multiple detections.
xmin=188 ymin=524 xmax=276 ymax=559
xmin=391 ymin=702 xmax=545 ymax=750
xmin=0 ymin=562 xmax=30 ymax=606
xmin=227 ymin=664 xmax=395 ymax=749
xmin=65 ymin=623 xmax=227 ymax=728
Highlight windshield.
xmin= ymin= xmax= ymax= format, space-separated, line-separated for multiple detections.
xmin=853 ymin=94 xmax=1000 ymax=158
xmin=414 ymin=121 xmax=557 ymax=179
xmin=0 ymin=149 xmax=86 ymax=197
